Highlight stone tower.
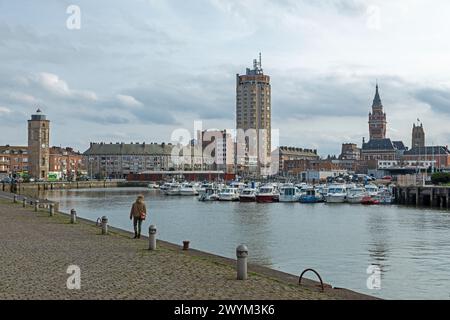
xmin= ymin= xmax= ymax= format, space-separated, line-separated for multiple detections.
xmin=412 ymin=121 xmax=425 ymax=149
xmin=28 ymin=109 xmax=50 ymax=180
xmin=236 ymin=53 xmax=271 ymax=175
xmin=368 ymin=84 xmax=387 ymax=140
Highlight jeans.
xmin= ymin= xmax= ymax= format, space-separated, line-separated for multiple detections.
xmin=133 ymin=217 xmax=143 ymax=236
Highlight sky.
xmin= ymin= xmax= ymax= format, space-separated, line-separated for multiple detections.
xmin=1 ymin=0 xmax=450 ymax=156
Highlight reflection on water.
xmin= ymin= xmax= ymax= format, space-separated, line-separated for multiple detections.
xmin=43 ymin=187 xmax=450 ymax=300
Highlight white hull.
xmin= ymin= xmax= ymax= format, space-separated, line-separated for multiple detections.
xmin=279 ymin=195 xmax=300 ymax=202
xmin=179 ymin=189 xmax=199 ymax=196
xmin=218 ymin=194 xmax=239 ymax=201
xmin=165 ymin=189 xmax=180 ymax=196
xmin=347 ymin=195 xmax=365 ymax=204
xmin=325 ymin=195 xmax=347 ymax=203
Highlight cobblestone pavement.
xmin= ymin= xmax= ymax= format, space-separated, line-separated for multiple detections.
xmin=0 ymin=200 xmax=343 ymax=300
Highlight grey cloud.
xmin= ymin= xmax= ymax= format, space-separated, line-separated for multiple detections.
xmin=414 ymin=88 xmax=450 ymax=114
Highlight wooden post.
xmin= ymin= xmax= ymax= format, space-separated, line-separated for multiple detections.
xmin=416 ymin=188 xmax=420 ymax=206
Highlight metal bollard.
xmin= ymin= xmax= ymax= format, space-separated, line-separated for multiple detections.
xmin=236 ymin=244 xmax=248 ymax=280
xmin=34 ymin=200 xmax=39 ymax=212
xmin=13 ymin=195 xmax=17 ymax=203
xmin=49 ymin=204 xmax=55 ymax=217
xmin=183 ymin=240 xmax=190 ymax=250
xmin=148 ymin=225 xmax=157 ymax=250
xmin=101 ymin=216 xmax=108 ymax=235
xmin=70 ymin=209 xmax=77 ymax=224
xmin=23 ymin=197 xmax=27 ymax=208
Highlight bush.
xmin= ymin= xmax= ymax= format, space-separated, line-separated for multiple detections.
xmin=431 ymin=172 xmax=450 ymax=185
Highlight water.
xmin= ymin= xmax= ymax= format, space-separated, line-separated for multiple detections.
xmin=44 ymin=187 xmax=450 ymax=300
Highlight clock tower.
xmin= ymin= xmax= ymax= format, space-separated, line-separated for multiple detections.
xmin=28 ymin=109 xmax=50 ymax=180
xmin=368 ymin=84 xmax=387 ymax=140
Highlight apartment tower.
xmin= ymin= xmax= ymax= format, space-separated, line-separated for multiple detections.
xmin=236 ymin=53 xmax=271 ymax=175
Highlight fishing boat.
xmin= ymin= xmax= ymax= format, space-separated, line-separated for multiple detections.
xmin=279 ymin=184 xmax=301 ymax=202
xmin=346 ymin=186 xmax=367 ymax=204
xmin=239 ymin=188 xmax=256 ymax=202
xmin=256 ymin=185 xmax=279 ymax=203
xmin=218 ymin=187 xmax=240 ymax=201
xmin=198 ymin=187 xmax=220 ymax=201
xmin=325 ymin=184 xmax=348 ymax=203
xmin=299 ymin=187 xmax=322 ymax=203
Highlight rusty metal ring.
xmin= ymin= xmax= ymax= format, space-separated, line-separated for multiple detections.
xmin=299 ymin=268 xmax=325 ymax=292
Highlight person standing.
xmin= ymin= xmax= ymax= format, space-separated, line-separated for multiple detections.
xmin=129 ymin=195 xmax=147 ymax=239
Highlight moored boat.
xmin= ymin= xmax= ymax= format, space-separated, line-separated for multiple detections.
xmin=179 ymin=183 xmax=199 ymax=196
xmin=256 ymin=185 xmax=279 ymax=203
xmin=279 ymin=184 xmax=301 ymax=202
xmin=299 ymin=187 xmax=322 ymax=203
xmin=347 ymin=186 xmax=367 ymax=204
xmin=361 ymin=196 xmax=379 ymax=205
xmin=198 ymin=187 xmax=220 ymax=201
xmin=325 ymin=184 xmax=348 ymax=203
xmin=218 ymin=187 xmax=240 ymax=201
xmin=239 ymin=188 xmax=256 ymax=202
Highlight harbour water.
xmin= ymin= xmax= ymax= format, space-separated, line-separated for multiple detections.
xmin=44 ymin=187 xmax=450 ymax=300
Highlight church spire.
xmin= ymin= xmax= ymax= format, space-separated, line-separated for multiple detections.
xmin=372 ymin=83 xmax=382 ymax=108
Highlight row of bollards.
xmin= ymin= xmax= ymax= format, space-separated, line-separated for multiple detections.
xmin=146 ymin=225 xmax=248 ymax=280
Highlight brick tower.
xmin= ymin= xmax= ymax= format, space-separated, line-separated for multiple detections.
xmin=368 ymin=84 xmax=387 ymax=140
xmin=28 ymin=109 xmax=50 ymax=180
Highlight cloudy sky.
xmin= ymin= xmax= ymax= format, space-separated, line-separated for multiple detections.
xmin=1 ymin=0 xmax=450 ymax=156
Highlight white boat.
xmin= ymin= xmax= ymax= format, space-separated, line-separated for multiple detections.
xmin=365 ymin=184 xmax=379 ymax=197
xmin=347 ymin=186 xmax=367 ymax=204
xmin=375 ymin=189 xmax=393 ymax=204
xmin=218 ymin=187 xmax=240 ymax=201
xmin=239 ymin=188 xmax=256 ymax=202
xmin=256 ymin=184 xmax=279 ymax=203
xmin=279 ymin=184 xmax=301 ymax=202
xmin=165 ymin=183 xmax=181 ymax=196
xmin=197 ymin=183 xmax=212 ymax=194
xmin=179 ymin=183 xmax=199 ymax=196
xmin=147 ymin=182 xmax=159 ymax=189
xmin=325 ymin=184 xmax=348 ymax=203
xmin=198 ymin=187 xmax=220 ymax=201
xmin=159 ymin=182 xmax=171 ymax=192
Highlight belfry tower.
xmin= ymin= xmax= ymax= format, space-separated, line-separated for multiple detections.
xmin=368 ymin=84 xmax=387 ymax=140
xmin=412 ymin=121 xmax=425 ymax=149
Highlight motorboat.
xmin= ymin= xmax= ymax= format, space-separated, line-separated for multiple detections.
xmin=218 ymin=187 xmax=240 ymax=201
xmin=147 ymin=182 xmax=159 ymax=189
xmin=299 ymin=187 xmax=322 ymax=203
xmin=198 ymin=187 xmax=220 ymax=201
xmin=179 ymin=183 xmax=199 ymax=196
xmin=325 ymin=184 xmax=348 ymax=203
xmin=239 ymin=188 xmax=256 ymax=202
xmin=361 ymin=196 xmax=380 ymax=205
xmin=256 ymin=185 xmax=279 ymax=203
xmin=375 ymin=189 xmax=393 ymax=205
xmin=279 ymin=184 xmax=301 ymax=202
xmin=365 ymin=184 xmax=379 ymax=197
xmin=165 ymin=183 xmax=181 ymax=196
xmin=347 ymin=186 xmax=367 ymax=204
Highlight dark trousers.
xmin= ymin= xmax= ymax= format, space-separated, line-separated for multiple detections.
xmin=133 ymin=217 xmax=143 ymax=236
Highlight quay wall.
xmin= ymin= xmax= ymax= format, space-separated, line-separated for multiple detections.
xmin=1 ymin=180 xmax=148 ymax=199
xmin=393 ymin=185 xmax=450 ymax=209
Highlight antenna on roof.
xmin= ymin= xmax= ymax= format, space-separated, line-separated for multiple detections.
xmin=259 ymin=52 xmax=262 ymax=68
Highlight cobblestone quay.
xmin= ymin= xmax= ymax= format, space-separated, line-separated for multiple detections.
xmin=0 ymin=199 xmax=375 ymax=300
